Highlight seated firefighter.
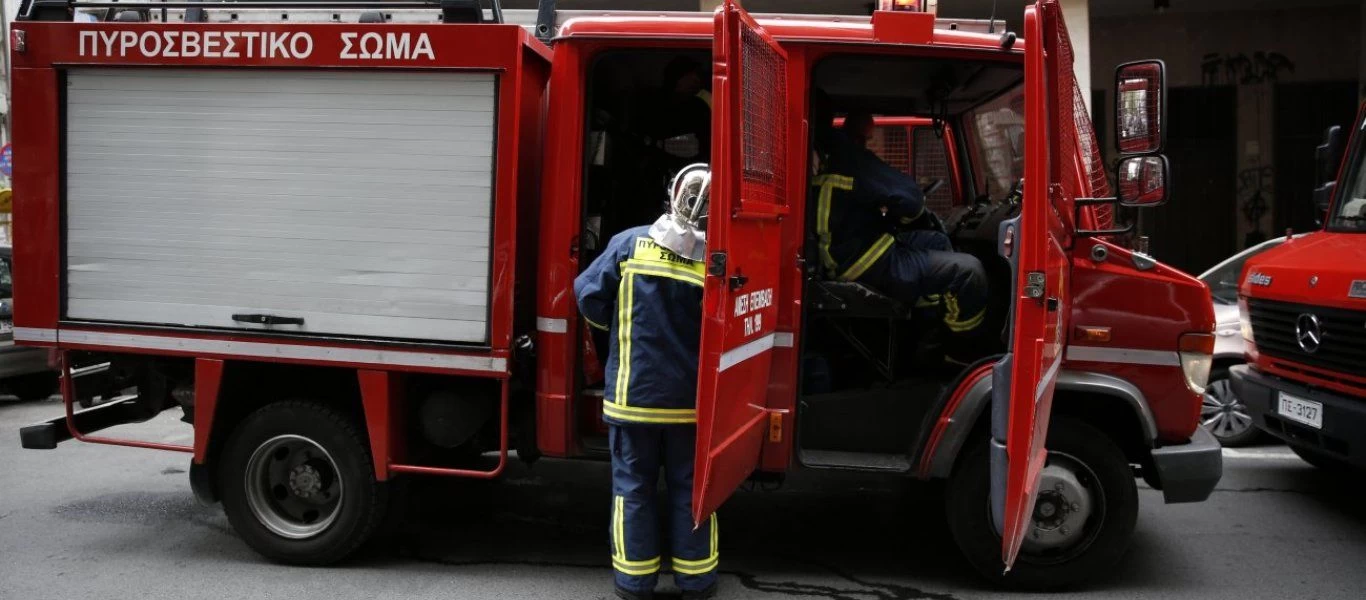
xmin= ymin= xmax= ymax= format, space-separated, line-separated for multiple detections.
xmin=810 ymin=98 xmax=989 ymax=357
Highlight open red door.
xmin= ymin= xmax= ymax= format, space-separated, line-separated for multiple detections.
xmin=991 ymin=0 xmax=1072 ymax=572
xmin=692 ymin=0 xmax=789 ymax=525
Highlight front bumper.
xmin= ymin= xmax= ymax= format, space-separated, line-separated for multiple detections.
xmin=1147 ymin=425 xmax=1222 ymax=503
xmin=1230 ymin=364 xmax=1366 ymax=468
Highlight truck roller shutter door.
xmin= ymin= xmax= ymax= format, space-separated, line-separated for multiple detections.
xmin=64 ymin=69 xmax=496 ymax=344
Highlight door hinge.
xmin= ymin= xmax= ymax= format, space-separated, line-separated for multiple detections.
xmin=1024 ymin=271 xmax=1046 ymax=299
xmin=708 ymin=252 xmax=727 ymax=277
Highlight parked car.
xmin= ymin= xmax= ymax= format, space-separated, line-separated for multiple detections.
xmin=0 ymin=246 xmax=56 ymax=400
xmin=1197 ymin=236 xmax=1297 ymax=445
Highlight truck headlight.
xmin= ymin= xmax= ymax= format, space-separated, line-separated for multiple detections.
xmin=1238 ymin=297 xmax=1254 ymax=344
xmin=1179 ymin=333 xmax=1215 ymax=394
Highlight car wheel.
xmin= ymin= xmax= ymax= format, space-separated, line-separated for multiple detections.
xmin=218 ymin=400 xmax=388 ymax=565
xmin=1200 ymin=367 xmax=1260 ymax=447
xmin=945 ymin=418 xmax=1138 ymax=591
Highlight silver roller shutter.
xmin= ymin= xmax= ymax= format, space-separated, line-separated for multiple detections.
xmin=63 ymin=68 xmax=496 ymax=343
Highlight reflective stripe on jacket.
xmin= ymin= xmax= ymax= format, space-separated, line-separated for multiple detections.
xmin=574 ymin=225 xmax=704 ymax=425
xmin=812 ymin=129 xmax=927 ymax=280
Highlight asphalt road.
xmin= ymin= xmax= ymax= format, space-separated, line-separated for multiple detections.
xmin=3 ymin=397 xmax=1366 ymax=600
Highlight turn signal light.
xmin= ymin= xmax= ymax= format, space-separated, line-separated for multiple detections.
xmin=1178 ymin=333 xmax=1215 ymax=394
xmin=1076 ymin=326 xmax=1112 ymax=343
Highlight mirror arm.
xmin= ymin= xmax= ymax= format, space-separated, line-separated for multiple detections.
xmin=1073 ymin=196 xmax=1136 ymax=237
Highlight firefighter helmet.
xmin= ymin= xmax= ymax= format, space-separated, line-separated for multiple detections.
xmin=650 ymin=163 xmax=711 ymax=261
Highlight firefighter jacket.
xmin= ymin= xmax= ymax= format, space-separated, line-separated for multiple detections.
xmin=812 ymin=130 xmax=928 ymax=281
xmin=574 ymin=225 xmax=705 ymax=426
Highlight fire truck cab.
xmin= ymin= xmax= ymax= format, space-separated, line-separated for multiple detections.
xmin=11 ymin=0 xmax=1220 ymax=589
xmin=1231 ymin=104 xmax=1366 ymax=471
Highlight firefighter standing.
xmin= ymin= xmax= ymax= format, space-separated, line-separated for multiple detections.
xmin=812 ymin=97 xmax=990 ymax=350
xmin=574 ymin=164 xmax=719 ymax=600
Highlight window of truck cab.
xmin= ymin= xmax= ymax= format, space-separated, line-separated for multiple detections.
xmin=962 ymin=85 xmax=1026 ymax=200
xmin=1329 ymin=116 xmax=1366 ymax=232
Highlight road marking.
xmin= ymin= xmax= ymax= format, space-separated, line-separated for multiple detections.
xmin=1221 ymin=447 xmax=1301 ymax=461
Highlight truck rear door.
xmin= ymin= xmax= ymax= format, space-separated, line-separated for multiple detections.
xmin=992 ymin=0 xmax=1072 ymax=571
xmin=692 ymin=0 xmax=789 ymax=525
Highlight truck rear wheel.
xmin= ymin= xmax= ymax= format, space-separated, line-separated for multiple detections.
xmin=945 ymin=417 xmax=1137 ymax=590
xmin=219 ymin=400 xmax=388 ymax=565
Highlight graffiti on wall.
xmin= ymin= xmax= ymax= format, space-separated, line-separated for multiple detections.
xmin=1201 ymin=52 xmax=1295 ymax=86
xmin=1239 ymin=164 xmax=1272 ymax=246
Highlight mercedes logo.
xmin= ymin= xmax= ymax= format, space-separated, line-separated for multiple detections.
xmin=1296 ymin=313 xmax=1323 ymax=354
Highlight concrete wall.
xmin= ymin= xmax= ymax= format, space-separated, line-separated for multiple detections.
xmin=1090 ymin=5 xmax=1360 ymax=248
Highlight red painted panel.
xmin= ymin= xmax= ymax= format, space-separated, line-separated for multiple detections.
xmin=9 ymin=68 xmax=62 ymax=332
xmin=192 ymin=358 xmax=224 ymax=464
xmin=999 ymin=0 xmax=1070 ymax=572
xmin=693 ymin=0 xmax=788 ymax=525
xmin=1068 ymin=237 xmax=1213 ymax=442
xmin=11 ymin=22 xmax=533 ymax=70
xmin=357 ymin=370 xmax=394 ymax=481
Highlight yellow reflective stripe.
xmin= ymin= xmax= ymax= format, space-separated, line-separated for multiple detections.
xmin=672 ymin=557 xmax=718 ymax=575
xmin=947 ymin=308 xmax=986 ymax=332
xmin=615 ymin=274 xmax=634 ymax=405
xmin=584 ymin=316 xmax=609 ymax=331
xmin=603 ymin=400 xmax=697 ymax=424
xmin=837 ymin=234 xmax=894 ymax=282
xmin=612 ymin=494 xmax=660 ymax=575
xmin=696 ymin=89 xmax=712 ymax=110
xmin=628 ymin=238 xmax=706 ymax=277
xmin=622 ymin=262 xmax=704 ymax=287
xmin=614 ymin=496 xmax=626 ymax=562
xmin=914 ymin=295 xmax=942 ymax=308
xmin=712 ymin=513 xmax=717 ymax=560
xmin=614 ymin=557 xmax=662 ymax=575
xmin=812 ymin=174 xmax=853 ymax=275
xmin=672 ymin=514 xmax=719 ymax=574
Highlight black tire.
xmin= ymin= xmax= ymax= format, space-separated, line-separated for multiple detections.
xmin=945 ymin=418 xmax=1138 ymax=590
xmin=1201 ymin=368 xmax=1261 ymax=447
xmin=7 ymin=373 xmax=57 ymax=402
xmin=218 ymin=400 xmax=388 ymax=565
xmin=1290 ymin=445 xmax=1353 ymax=472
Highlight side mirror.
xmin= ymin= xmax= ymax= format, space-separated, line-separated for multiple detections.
xmin=1116 ymin=155 xmax=1169 ymax=207
xmin=1114 ymin=60 xmax=1166 ymax=155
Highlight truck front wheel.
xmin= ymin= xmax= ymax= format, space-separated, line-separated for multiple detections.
xmin=945 ymin=417 xmax=1138 ymax=590
xmin=218 ymin=400 xmax=388 ymax=565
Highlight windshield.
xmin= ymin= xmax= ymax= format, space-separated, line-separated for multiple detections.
xmin=963 ymin=86 xmax=1026 ymax=199
xmin=1199 ymin=239 xmax=1286 ymax=304
xmin=1330 ymin=118 xmax=1366 ymax=231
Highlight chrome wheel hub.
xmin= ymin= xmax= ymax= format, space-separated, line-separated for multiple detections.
xmin=1202 ymin=378 xmax=1252 ymax=440
xmin=1023 ymin=461 xmax=1094 ymax=552
xmin=244 ymin=434 xmax=343 ymax=540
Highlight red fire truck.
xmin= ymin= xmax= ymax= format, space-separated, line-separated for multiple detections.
xmin=11 ymin=0 xmax=1220 ymax=588
xmin=1231 ymin=106 xmax=1366 ymax=471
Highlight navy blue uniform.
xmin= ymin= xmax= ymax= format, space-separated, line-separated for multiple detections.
xmin=813 ymin=130 xmax=987 ymax=334
xmin=574 ymin=226 xmax=719 ymax=594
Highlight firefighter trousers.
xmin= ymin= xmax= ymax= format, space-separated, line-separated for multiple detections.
xmin=862 ymin=230 xmax=988 ymax=334
xmin=609 ymin=424 xmax=719 ymax=594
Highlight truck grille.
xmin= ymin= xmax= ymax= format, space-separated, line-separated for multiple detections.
xmin=1248 ymin=299 xmax=1366 ymax=374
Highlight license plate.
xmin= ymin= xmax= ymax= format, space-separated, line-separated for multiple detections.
xmin=1278 ymin=393 xmax=1323 ymax=430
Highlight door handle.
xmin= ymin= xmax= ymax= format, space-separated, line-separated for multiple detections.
xmin=232 ymin=313 xmax=305 ymax=326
